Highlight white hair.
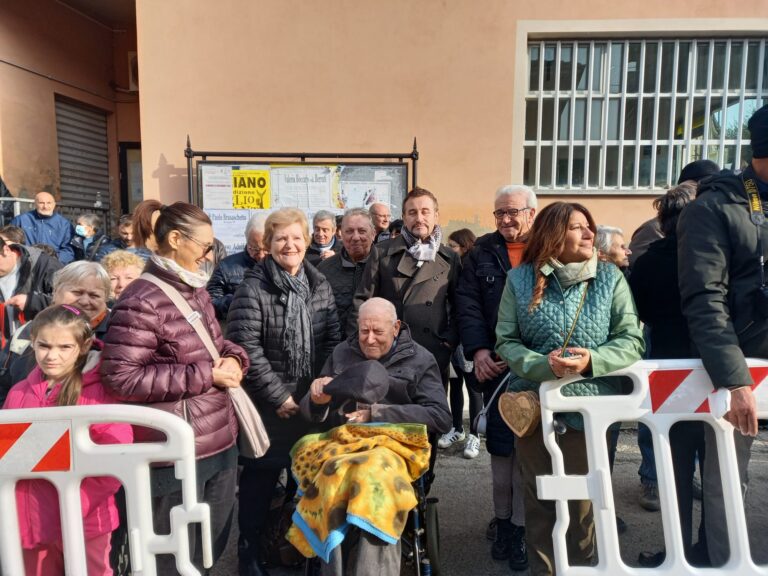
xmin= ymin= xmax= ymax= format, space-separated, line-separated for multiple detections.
xmin=358 ymin=297 xmax=397 ymax=324
xmin=313 ymin=210 xmax=337 ymax=228
xmin=341 ymin=208 xmax=375 ymax=232
xmin=495 ymin=185 xmax=537 ymax=210
xmin=595 ymin=225 xmax=624 ymax=254
xmin=244 ymin=213 xmax=268 ymax=240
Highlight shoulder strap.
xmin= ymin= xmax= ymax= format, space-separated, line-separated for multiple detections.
xmin=141 ymin=273 xmax=220 ymax=361
xmin=561 ymin=281 xmax=589 ymax=352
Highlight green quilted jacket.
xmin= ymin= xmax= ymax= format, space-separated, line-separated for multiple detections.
xmin=495 ymin=260 xmax=644 ymax=415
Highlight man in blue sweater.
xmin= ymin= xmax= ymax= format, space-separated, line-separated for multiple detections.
xmin=11 ymin=192 xmax=74 ymax=264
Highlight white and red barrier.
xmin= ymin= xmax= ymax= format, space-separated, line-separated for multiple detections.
xmin=0 ymin=405 xmax=211 ymax=576
xmin=537 ymin=359 xmax=768 ymax=576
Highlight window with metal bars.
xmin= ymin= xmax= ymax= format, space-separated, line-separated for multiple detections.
xmin=524 ymin=39 xmax=768 ymax=193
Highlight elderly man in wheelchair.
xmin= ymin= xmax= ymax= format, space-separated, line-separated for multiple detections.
xmin=288 ymin=297 xmax=451 ymax=576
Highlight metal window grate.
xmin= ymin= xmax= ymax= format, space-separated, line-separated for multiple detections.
xmin=524 ymin=38 xmax=768 ymax=193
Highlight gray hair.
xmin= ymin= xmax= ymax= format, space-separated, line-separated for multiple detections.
xmin=313 ymin=210 xmax=337 ymax=228
xmin=341 ymin=208 xmax=375 ymax=232
xmin=53 ymin=261 xmax=111 ymax=298
xmin=77 ymin=213 xmax=103 ymax=231
xmin=358 ymin=297 xmax=397 ymax=324
xmin=244 ymin=213 xmax=268 ymax=240
xmin=495 ymin=185 xmax=538 ymax=210
xmin=595 ymin=225 xmax=624 ymax=254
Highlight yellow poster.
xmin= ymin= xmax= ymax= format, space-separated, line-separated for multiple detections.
xmin=232 ymin=169 xmax=270 ymax=209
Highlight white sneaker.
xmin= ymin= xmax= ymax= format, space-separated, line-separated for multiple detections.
xmin=463 ymin=434 xmax=481 ymax=459
xmin=437 ymin=427 xmax=466 ymax=449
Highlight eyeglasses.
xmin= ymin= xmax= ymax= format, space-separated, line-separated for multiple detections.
xmin=493 ymin=208 xmax=530 ymax=220
xmin=181 ymin=232 xmax=214 ymax=257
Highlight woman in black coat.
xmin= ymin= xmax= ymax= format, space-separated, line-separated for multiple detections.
xmin=227 ymin=208 xmax=342 ymax=575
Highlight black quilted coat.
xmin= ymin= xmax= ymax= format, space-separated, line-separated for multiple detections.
xmin=226 ymin=258 xmax=342 ymax=463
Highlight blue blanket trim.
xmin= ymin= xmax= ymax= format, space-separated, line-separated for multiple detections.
xmin=347 ymin=514 xmax=398 ymax=545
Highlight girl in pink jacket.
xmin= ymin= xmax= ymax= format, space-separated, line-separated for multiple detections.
xmin=2 ymin=304 xmax=133 ymax=576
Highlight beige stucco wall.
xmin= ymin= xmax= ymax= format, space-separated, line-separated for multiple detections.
xmin=0 ymin=0 xmax=140 ymax=206
xmin=136 ymin=0 xmax=768 ymax=236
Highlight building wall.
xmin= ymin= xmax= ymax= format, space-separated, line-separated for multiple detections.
xmin=136 ymin=0 xmax=768 ymax=235
xmin=0 ymin=0 xmax=140 ymax=213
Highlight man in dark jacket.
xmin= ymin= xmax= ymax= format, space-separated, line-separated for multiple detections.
xmin=300 ymin=297 xmax=450 ymax=576
xmin=305 ymin=210 xmax=341 ymax=266
xmin=677 ymin=105 xmax=768 ymax=567
xmin=349 ymin=187 xmax=460 ymax=379
xmin=455 ymin=184 xmax=536 ymax=570
xmin=207 ymin=214 xmax=267 ymax=320
xmin=0 ymin=238 xmax=61 ymax=346
xmin=317 ymin=208 xmax=375 ymax=338
xmin=11 ymin=191 xmax=75 ymax=264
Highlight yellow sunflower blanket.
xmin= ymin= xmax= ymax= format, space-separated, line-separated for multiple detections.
xmin=286 ymin=422 xmax=431 ymax=561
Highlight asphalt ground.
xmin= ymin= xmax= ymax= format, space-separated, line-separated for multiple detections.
xmin=212 ymin=426 xmax=768 ymax=576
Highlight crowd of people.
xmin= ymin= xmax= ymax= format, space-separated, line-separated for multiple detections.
xmin=1 ymin=107 xmax=767 ymax=576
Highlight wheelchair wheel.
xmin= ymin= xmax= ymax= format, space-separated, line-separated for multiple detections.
xmin=425 ymin=498 xmax=440 ymax=575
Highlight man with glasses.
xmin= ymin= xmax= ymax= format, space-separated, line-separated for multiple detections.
xmin=370 ymin=202 xmax=392 ymax=243
xmin=455 ymin=184 xmax=536 ymax=571
xmin=207 ymin=214 xmax=268 ymax=320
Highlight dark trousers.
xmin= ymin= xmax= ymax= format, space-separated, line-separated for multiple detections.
xmin=152 ymin=465 xmax=237 ymax=574
xmin=447 ymin=372 xmax=483 ymax=434
xmin=669 ymin=421 xmax=707 ymax=561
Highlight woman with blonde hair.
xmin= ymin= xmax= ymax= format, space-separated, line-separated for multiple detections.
xmin=495 ymin=202 xmax=644 ymax=576
xmin=227 ymin=207 xmax=341 ymax=574
xmin=100 ymin=249 xmax=145 ymax=302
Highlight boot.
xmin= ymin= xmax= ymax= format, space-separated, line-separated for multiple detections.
xmin=238 ymin=536 xmax=271 ymax=576
xmin=491 ymin=517 xmax=513 ymax=560
xmin=508 ymin=523 xmax=528 ymax=571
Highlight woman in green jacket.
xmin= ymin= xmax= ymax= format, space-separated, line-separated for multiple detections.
xmin=495 ymin=202 xmax=644 ymax=576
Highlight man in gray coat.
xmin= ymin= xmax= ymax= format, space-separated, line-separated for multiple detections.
xmin=348 ymin=187 xmax=461 ymax=381
xmin=678 ymin=105 xmax=768 ymax=566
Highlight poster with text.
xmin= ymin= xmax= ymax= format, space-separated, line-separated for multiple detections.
xmin=232 ymin=168 xmax=270 ymax=209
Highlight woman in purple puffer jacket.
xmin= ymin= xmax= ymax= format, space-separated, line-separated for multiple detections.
xmin=101 ymin=202 xmax=249 ymax=575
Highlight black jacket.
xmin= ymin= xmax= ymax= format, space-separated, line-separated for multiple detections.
xmin=348 ymin=235 xmax=461 ymax=369
xmin=207 ymin=250 xmax=260 ymax=320
xmin=300 ymin=325 xmax=452 ymax=435
xmin=316 ymin=249 xmax=368 ymax=339
xmin=455 ymin=230 xmax=516 ymax=456
xmin=305 ymin=237 xmax=341 ymax=267
xmin=225 ymin=259 xmax=342 ymax=462
xmin=678 ymin=166 xmax=768 ymax=388
xmin=629 ymin=235 xmax=691 ymax=359
xmin=71 ymin=232 xmax=110 ymax=261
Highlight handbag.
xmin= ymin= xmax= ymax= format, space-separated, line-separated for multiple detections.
xmin=498 ymin=280 xmax=589 ymax=438
xmin=141 ymin=273 xmax=270 ymax=458
xmin=473 ymin=372 xmax=511 ymax=437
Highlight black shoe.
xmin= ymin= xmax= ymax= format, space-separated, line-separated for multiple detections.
xmin=638 ymin=551 xmax=665 ymax=568
xmin=491 ymin=518 xmax=513 ymax=560
xmin=486 ymin=517 xmax=497 ymax=541
xmin=238 ymin=537 xmax=271 ymax=576
xmin=616 ymin=516 xmax=627 ymax=535
xmin=508 ymin=524 xmax=528 ymax=571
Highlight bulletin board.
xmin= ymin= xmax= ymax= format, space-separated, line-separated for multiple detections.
xmin=197 ymin=162 xmax=409 ymax=254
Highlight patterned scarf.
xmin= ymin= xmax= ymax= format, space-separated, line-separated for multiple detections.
xmin=150 ymin=254 xmax=211 ymax=288
xmin=543 ymin=249 xmax=598 ymax=289
xmin=400 ymin=224 xmax=443 ymax=262
xmin=266 ymin=256 xmax=313 ymax=380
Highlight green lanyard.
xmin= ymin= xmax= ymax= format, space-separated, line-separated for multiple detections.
xmin=743 ymin=175 xmax=766 ymax=287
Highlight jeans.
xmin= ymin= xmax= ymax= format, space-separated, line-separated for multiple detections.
xmin=637 ymin=423 xmax=658 ymax=485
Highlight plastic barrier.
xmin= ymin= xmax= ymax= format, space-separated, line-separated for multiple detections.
xmin=0 ymin=405 xmax=211 ymax=576
xmin=537 ymin=359 xmax=768 ymax=576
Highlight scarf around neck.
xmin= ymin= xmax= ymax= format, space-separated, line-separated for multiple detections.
xmin=542 ymin=249 xmax=598 ymax=289
xmin=150 ymin=254 xmax=211 ymax=288
xmin=266 ymin=256 xmax=314 ymax=380
xmin=400 ymin=224 xmax=443 ymax=262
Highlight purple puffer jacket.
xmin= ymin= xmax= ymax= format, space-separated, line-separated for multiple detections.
xmin=100 ymin=261 xmax=249 ymax=459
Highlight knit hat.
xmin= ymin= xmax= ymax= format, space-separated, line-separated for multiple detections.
xmin=323 ymin=360 xmax=389 ymax=405
xmin=677 ymin=159 xmax=720 ymax=184
xmin=749 ymin=104 xmax=768 ymax=159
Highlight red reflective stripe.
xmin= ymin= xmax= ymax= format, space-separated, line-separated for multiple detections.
xmin=0 ymin=422 xmax=31 ymax=459
xmin=32 ymin=429 xmax=71 ymax=472
xmin=748 ymin=367 xmax=768 ymax=390
xmin=649 ymin=369 xmax=692 ymax=413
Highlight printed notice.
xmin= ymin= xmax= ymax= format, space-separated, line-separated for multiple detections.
xmin=271 ymin=166 xmax=334 ymax=210
xmin=232 ymin=169 xmax=270 ymax=209
xmin=201 ymin=165 xmax=233 ymax=209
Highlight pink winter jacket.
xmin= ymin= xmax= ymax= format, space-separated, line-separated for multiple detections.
xmin=2 ymin=346 xmax=133 ymax=548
